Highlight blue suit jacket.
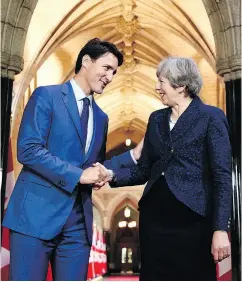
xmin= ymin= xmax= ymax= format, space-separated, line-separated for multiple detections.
xmin=3 ymin=81 xmax=134 ymax=244
xmin=112 ymin=96 xmax=232 ymax=231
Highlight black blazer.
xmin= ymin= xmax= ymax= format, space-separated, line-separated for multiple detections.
xmin=112 ymin=96 xmax=232 ymax=231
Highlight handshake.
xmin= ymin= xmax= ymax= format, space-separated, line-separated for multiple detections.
xmin=79 ymin=138 xmax=144 ymax=190
xmin=79 ymin=162 xmax=112 ymax=190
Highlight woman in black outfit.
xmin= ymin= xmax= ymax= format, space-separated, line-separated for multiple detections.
xmin=96 ymin=56 xmax=232 ymax=281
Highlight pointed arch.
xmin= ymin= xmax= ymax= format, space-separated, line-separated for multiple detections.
xmin=105 ymin=192 xmax=140 ymax=230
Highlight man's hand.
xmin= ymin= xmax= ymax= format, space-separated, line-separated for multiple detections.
xmin=132 ymin=138 xmax=144 ymax=161
xmin=211 ymin=231 xmax=231 ymax=263
xmin=79 ymin=166 xmax=107 ymax=185
xmin=92 ymin=162 xmax=113 ymax=190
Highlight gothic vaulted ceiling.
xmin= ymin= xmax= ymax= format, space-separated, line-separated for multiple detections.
xmin=12 ymin=0 xmax=224 ymax=154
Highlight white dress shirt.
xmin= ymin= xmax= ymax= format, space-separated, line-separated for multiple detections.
xmin=169 ymin=117 xmax=176 ymax=130
xmin=70 ymin=78 xmax=136 ymax=164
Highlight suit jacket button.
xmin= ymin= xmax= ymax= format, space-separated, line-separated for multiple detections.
xmin=171 ymin=149 xmax=174 ymax=153
xmin=161 ymin=172 xmax=165 ymax=176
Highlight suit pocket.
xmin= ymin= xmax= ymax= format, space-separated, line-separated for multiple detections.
xmin=22 ymin=182 xmax=52 ymax=205
xmin=18 ymin=173 xmax=52 ymax=187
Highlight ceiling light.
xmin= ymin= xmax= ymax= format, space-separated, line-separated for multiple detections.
xmin=125 ymin=139 xmax=131 ymax=146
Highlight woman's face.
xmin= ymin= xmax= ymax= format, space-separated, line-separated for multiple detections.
xmin=155 ymin=76 xmax=180 ymax=107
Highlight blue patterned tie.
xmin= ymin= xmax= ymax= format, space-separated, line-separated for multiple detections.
xmin=80 ymin=97 xmax=90 ymax=150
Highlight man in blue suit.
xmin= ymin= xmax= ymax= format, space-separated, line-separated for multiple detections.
xmin=3 ymin=38 xmax=142 ymax=280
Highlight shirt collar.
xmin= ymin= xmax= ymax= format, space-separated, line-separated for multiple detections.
xmin=70 ymin=78 xmax=93 ymax=107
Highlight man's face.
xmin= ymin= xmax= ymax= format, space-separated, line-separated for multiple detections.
xmin=86 ymin=52 xmax=119 ymax=94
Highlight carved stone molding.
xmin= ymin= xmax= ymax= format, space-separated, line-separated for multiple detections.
xmin=121 ymin=0 xmax=136 ymax=21
xmin=223 ymin=70 xmax=241 ymax=82
xmin=123 ymin=57 xmax=137 ymax=73
xmin=203 ymin=0 xmax=241 ymax=80
xmin=116 ymin=16 xmax=140 ymax=39
xmin=217 ymin=55 xmax=241 ymax=81
xmin=1 ymin=0 xmax=38 ymax=79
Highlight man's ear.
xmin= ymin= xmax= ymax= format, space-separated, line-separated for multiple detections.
xmin=82 ymin=55 xmax=91 ymax=68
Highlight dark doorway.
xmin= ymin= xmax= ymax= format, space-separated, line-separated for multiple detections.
xmin=109 ymin=206 xmax=140 ymax=274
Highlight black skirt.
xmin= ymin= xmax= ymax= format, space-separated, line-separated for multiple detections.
xmin=138 ymin=176 xmax=216 ymax=281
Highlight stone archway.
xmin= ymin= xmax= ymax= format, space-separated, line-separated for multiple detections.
xmin=202 ymin=0 xmax=241 ymax=81
xmin=107 ymin=197 xmax=140 ymax=274
xmin=2 ymin=1 xmax=240 ymax=80
xmin=1 ymin=0 xmax=241 ymax=279
xmin=104 ymin=192 xmax=139 ymax=231
xmin=9 ymin=0 xmax=228 ymax=180
xmin=1 ymin=1 xmax=240 ymax=109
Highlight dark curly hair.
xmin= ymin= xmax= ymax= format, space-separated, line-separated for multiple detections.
xmin=75 ymin=38 xmax=123 ymax=74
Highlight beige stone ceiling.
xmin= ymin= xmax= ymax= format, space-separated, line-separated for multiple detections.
xmin=12 ymin=0 xmax=225 ymax=160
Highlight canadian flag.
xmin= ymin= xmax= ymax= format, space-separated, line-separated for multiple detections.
xmin=87 ymin=224 xmax=97 ymax=280
xmin=1 ymin=141 xmax=15 ymax=280
xmin=98 ymin=228 xmax=107 ymax=275
xmin=86 ymin=223 xmax=108 ymax=280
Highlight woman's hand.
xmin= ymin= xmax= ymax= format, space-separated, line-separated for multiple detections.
xmin=132 ymin=138 xmax=144 ymax=161
xmin=92 ymin=162 xmax=113 ymax=190
xmin=211 ymin=231 xmax=231 ymax=263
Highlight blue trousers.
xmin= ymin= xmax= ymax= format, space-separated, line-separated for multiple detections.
xmin=9 ymin=198 xmax=90 ymax=281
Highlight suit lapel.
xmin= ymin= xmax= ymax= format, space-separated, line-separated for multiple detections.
xmin=170 ymin=96 xmax=202 ymax=142
xmin=156 ymin=108 xmax=172 ymax=146
xmin=61 ymin=81 xmax=85 ymax=150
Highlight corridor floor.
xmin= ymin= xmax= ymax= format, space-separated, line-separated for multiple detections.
xmin=103 ymin=275 xmax=139 ymax=281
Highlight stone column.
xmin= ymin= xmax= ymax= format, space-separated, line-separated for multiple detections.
xmin=225 ymin=77 xmax=241 ymax=281
xmin=1 ymin=72 xmax=14 ymax=221
xmin=1 ymin=0 xmax=38 ymax=222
